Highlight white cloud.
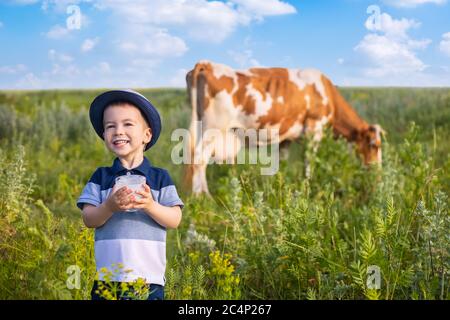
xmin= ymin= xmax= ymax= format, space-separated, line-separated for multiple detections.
xmin=48 ymin=49 xmax=73 ymax=63
xmin=48 ymin=64 xmax=80 ymax=77
xmin=130 ymin=59 xmax=159 ymax=69
xmin=78 ymin=12 xmax=91 ymax=29
xmin=46 ymin=50 xmax=79 ymax=78
xmin=47 ymin=49 xmax=78 ymax=79
xmin=84 ymin=61 xmax=111 ymax=76
xmin=98 ymin=61 xmax=110 ymax=73
xmin=118 ymin=27 xmax=188 ymax=57
xmin=383 ymin=0 xmax=446 ymax=7
xmin=355 ymin=34 xmax=428 ymax=77
xmin=8 ymin=0 xmax=40 ymax=4
xmin=365 ymin=13 xmax=421 ymax=37
xmin=10 ymin=0 xmax=299 ymax=18
xmin=6 ymin=59 xmax=160 ymax=89
xmin=122 ymin=59 xmax=161 ymax=75
xmin=96 ymin=0 xmax=296 ymax=47
xmin=340 ymin=65 xmax=450 ymax=86
xmin=13 ymin=61 xmax=115 ymax=89
xmin=81 ymin=37 xmax=99 ymax=52
xmin=231 ymin=0 xmax=296 ymax=17
xmin=355 ymin=12 xmax=431 ymax=78
xmin=97 ymin=0 xmax=240 ymax=43
xmin=439 ymin=32 xmax=450 ymax=57
xmin=44 ymin=24 xmax=70 ymax=39
xmin=15 ymin=73 xmax=43 ymax=89
xmin=41 ymin=0 xmax=92 ymax=12
xmin=228 ymin=49 xmax=261 ymax=68
xmin=43 ymin=6 xmax=89 ymax=38
xmin=91 ymin=0 xmax=296 ymax=64
xmin=6 ymin=0 xmax=298 ymax=89
xmin=0 ymin=64 xmax=27 ymax=74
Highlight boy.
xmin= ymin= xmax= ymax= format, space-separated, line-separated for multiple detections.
xmin=77 ymin=89 xmax=184 ymax=300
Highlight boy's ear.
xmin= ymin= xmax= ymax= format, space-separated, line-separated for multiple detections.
xmin=144 ymin=127 xmax=152 ymax=143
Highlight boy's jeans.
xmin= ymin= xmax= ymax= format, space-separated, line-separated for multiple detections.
xmin=91 ymin=280 xmax=164 ymax=300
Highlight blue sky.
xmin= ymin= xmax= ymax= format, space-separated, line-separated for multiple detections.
xmin=0 ymin=0 xmax=449 ymax=89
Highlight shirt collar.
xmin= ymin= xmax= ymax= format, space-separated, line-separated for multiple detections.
xmin=111 ymin=156 xmax=152 ymax=176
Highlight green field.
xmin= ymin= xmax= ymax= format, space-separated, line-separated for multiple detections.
xmin=0 ymin=87 xmax=449 ymax=299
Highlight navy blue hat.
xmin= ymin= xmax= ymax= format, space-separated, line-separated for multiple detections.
xmin=89 ymin=89 xmax=161 ymax=151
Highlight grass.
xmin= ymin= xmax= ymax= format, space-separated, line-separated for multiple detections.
xmin=0 ymin=87 xmax=449 ymax=299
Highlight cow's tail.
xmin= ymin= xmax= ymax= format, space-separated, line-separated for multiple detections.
xmin=183 ymin=68 xmax=206 ymax=192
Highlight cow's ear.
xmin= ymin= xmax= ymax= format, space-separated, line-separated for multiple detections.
xmin=373 ymin=124 xmax=387 ymax=137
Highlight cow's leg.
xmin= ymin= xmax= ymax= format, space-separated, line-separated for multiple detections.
xmin=279 ymin=140 xmax=292 ymax=161
xmin=192 ymin=164 xmax=207 ymax=195
xmin=195 ymin=129 xmax=242 ymax=195
xmin=200 ymin=141 xmax=217 ymax=195
xmin=305 ymin=148 xmax=313 ymax=179
xmin=192 ymin=137 xmax=215 ymax=196
xmin=192 ymin=127 xmax=244 ymax=195
xmin=192 ymin=163 xmax=211 ymax=195
xmin=304 ymin=125 xmax=324 ymax=179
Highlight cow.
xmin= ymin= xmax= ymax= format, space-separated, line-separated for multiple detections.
xmin=185 ymin=60 xmax=383 ymax=195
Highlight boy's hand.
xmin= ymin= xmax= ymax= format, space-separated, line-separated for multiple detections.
xmin=105 ymin=185 xmax=135 ymax=212
xmin=130 ymin=183 xmax=157 ymax=212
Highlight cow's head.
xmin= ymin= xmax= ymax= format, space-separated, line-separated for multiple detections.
xmin=354 ymin=124 xmax=385 ymax=166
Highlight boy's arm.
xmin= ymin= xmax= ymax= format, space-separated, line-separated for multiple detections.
xmin=82 ymin=203 xmax=114 ymax=228
xmin=82 ymin=186 xmax=134 ymax=228
xmin=143 ymin=203 xmax=182 ymax=229
xmin=132 ymin=184 xmax=182 ymax=229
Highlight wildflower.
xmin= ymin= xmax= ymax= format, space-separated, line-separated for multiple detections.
xmin=185 ymin=223 xmax=216 ymax=251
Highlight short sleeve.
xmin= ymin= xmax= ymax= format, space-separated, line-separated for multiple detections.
xmin=158 ymin=170 xmax=184 ymax=209
xmin=76 ymin=169 xmax=102 ymax=210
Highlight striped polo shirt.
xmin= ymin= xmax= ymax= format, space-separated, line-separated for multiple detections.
xmin=76 ymin=157 xmax=184 ymax=285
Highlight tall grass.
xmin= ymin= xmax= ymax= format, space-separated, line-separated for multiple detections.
xmin=0 ymin=88 xmax=448 ymax=299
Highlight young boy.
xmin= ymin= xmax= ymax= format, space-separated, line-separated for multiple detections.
xmin=76 ymin=89 xmax=184 ymax=300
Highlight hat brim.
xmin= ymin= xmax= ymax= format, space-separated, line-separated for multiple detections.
xmin=89 ymin=90 xmax=161 ymax=151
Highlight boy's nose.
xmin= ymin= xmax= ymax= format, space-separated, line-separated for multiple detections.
xmin=113 ymin=125 xmax=126 ymax=134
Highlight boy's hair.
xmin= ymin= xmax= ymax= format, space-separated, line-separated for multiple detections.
xmin=104 ymin=100 xmax=151 ymax=130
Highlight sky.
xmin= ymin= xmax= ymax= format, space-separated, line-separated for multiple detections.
xmin=0 ymin=0 xmax=449 ymax=89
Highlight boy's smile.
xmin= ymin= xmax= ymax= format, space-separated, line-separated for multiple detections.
xmin=103 ymin=103 xmax=152 ymax=165
xmin=113 ymin=139 xmax=129 ymax=147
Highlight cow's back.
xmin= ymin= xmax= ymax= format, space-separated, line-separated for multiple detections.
xmin=189 ymin=61 xmax=337 ymax=139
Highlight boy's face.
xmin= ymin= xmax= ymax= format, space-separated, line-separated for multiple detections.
xmin=102 ymin=103 xmax=152 ymax=159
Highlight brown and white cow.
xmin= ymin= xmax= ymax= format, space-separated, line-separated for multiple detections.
xmin=185 ymin=60 xmax=383 ymax=195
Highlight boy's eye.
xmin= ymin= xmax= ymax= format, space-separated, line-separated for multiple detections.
xmin=125 ymin=123 xmax=133 ymax=126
